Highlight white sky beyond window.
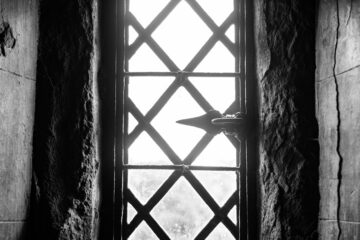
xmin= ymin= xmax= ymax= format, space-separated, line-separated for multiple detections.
xmin=125 ymin=0 xmax=238 ymax=239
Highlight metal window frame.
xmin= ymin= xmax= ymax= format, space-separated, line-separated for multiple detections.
xmin=113 ymin=0 xmax=258 ymax=239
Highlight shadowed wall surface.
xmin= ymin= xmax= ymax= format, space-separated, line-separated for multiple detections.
xmin=0 ymin=0 xmax=38 ymax=239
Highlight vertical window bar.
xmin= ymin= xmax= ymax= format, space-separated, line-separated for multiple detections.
xmin=115 ymin=0 xmax=126 ymax=239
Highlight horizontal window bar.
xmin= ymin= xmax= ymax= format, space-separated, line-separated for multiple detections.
xmin=124 ymin=71 xmax=241 ymax=77
xmin=123 ymin=164 xmax=240 ymax=171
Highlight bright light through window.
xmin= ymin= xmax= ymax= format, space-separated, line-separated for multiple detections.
xmin=122 ymin=0 xmax=242 ymax=239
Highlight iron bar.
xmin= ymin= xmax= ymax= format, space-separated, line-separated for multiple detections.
xmin=124 ymin=71 xmax=241 ymax=77
xmin=124 ymin=165 xmax=240 ymax=172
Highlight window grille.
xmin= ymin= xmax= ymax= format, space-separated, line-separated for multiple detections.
xmin=115 ymin=0 xmax=255 ymax=239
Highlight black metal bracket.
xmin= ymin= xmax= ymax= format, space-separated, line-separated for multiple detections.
xmin=177 ymin=110 xmax=249 ymax=138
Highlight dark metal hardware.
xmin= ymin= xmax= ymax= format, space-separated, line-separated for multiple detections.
xmin=177 ymin=110 xmax=248 ymax=137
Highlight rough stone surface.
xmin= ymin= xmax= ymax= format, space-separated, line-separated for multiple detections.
xmin=0 ymin=0 xmax=39 ymax=80
xmin=31 ymin=0 xmax=98 ymax=239
xmin=0 ymin=0 xmax=38 ymax=239
xmin=0 ymin=72 xmax=35 ymax=221
xmin=256 ymin=0 xmax=319 ymax=239
xmin=0 ymin=222 xmax=27 ymax=240
xmin=317 ymin=0 xmax=360 ymax=239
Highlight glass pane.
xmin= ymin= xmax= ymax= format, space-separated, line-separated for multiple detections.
xmin=151 ymin=177 xmax=213 ymax=240
xmin=128 ymin=222 xmax=159 ymax=240
xmin=225 ymin=24 xmax=235 ymax=43
xmin=128 ymin=25 xmax=139 ymax=45
xmin=194 ymin=42 xmax=235 ymax=72
xmin=127 ymin=203 xmax=137 ymax=223
xmin=128 ymin=132 xmax=172 ymax=165
xmin=129 ymin=43 xmax=169 ymax=72
xmin=193 ymin=171 xmax=236 ymax=206
xmin=196 ymin=0 xmax=234 ymax=26
xmin=228 ymin=206 xmax=237 ymax=224
xmin=128 ymin=77 xmax=173 ymax=115
xmin=206 ymin=223 xmax=235 ymax=240
xmin=192 ymin=134 xmax=236 ymax=167
xmin=129 ymin=0 xmax=170 ymax=28
xmin=128 ymin=170 xmax=173 ymax=204
xmin=189 ymin=77 xmax=235 ymax=113
xmin=152 ymin=87 xmax=205 ymax=160
xmin=128 ymin=113 xmax=138 ymax=134
xmin=152 ymin=1 xmax=212 ymax=69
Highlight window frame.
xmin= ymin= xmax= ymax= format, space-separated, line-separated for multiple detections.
xmin=113 ymin=0 xmax=258 ymax=239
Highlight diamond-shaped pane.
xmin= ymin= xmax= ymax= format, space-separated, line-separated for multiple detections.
xmin=127 ymin=203 xmax=137 ymax=223
xmin=194 ymin=42 xmax=235 ymax=72
xmin=152 ymin=87 xmax=205 ymax=160
xmin=129 ymin=44 xmax=169 ymax=72
xmin=192 ymin=134 xmax=236 ymax=167
xmin=128 ymin=113 xmax=138 ymax=134
xmin=128 ymin=221 xmax=159 ymax=240
xmin=128 ymin=77 xmax=173 ymax=115
xmin=189 ymin=77 xmax=235 ymax=113
xmin=129 ymin=0 xmax=170 ymax=28
xmin=193 ymin=171 xmax=236 ymax=206
xmin=225 ymin=24 xmax=235 ymax=43
xmin=128 ymin=25 xmax=139 ymax=45
xmin=151 ymin=177 xmax=213 ymax=239
xmin=207 ymin=223 xmax=235 ymax=240
xmin=152 ymin=1 xmax=212 ymax=69
xmin=128 ymin=170 xmax=173 ymax=204
xmin=129 ymin=132 xmax=172 ymax=165
xmin=196 ymin=0 xmax=234 ymax=26
xmin=228 ymin=206 xmax=237 ymax=225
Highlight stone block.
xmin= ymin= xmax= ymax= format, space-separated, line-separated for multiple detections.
xmin=317 ymin=78 xmax=338 ymax=179
xmin=0 ymin=71 xmax=35 ymax=220
xmin=336 ymin=0 xmax=360 ymax=74
xmin=320 ymin=178 xmax=360 ymax=222
xmin=319 ymin=220 xmax=360 ymax=240
xmin=338 ymin=68 xmax=360 ymax=180
xmin=0 ymin=222 xmax=26 ymax=240
xmin=0 ymin=0 xmax=39 ymax=80
xmin=316 ymin=0 xmax=337 ymax=81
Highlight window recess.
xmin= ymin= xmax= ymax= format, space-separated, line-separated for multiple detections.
xmin=115 ymin=0 xmax=256 ymax=239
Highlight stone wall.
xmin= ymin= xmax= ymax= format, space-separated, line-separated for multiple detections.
xmin=31 ymin=0 xmax=99 ymax=239
xmin=0 ymin=0 xmax=38 ymax=239
xmin=317 ymin=0 xmax=360 ymax=239
xmin=255 ymin=0 xmax=319 ymax=239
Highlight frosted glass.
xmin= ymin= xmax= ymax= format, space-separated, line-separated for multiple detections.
xmin=152 ymin=87 xmax=205 ymax=160
xmin=151 ymin=177 xmax=213 ymax=239
xmin=128 ymin=132 xmax=172 ymax=165
xmin=129 ymin=0 xmax=170 ymax=28
xmin=193 ymin=171 xmax=236 ymax=206
xmin=152 ymin=1 xmax=212 ymax=69
xmin=129 ymin=44 xmax=169 ymax=72
xmin=194 ymin=42 xmax=235 ymax=72
xmin=228 ymin=206 xmax=237 ymax=224
xmin=192 ymin=134 xmax=236 ymax=167
xmin=128 ymin=77 xmax=173 ymax=114
xmin=128 ymin=170 xmax=173 ymax=204
xmin=196 ymin=0 xmax=234 ymax=26
xmin=189 ymin=77 xmax=235 ymax=113
xmin=207 ymin=223 xmax=235 ymax=240
xmin=128 ymin=222 xmax=159 ymax=240
xmin=225 ymin=24 xmax=235 ymax=43
xmin=128 ymin=113 xmax=138 ymax=134
xmin=127 ymin=203 xmax=137 ymax=224
xmin=128 ymin=25 xmax=138 ymax=45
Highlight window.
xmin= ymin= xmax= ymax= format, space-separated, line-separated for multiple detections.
xmin=115 ymin=0 xmax=256 ymax=239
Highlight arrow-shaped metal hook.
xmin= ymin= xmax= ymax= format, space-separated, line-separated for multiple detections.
xmin=177 ymin=110 xmax=247 ymax=137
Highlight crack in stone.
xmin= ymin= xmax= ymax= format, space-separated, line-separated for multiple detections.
xmin=333 ymin=1 xmax=344 ymax=240
xmin=346 ymin=0 xmax=353 ymax=26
